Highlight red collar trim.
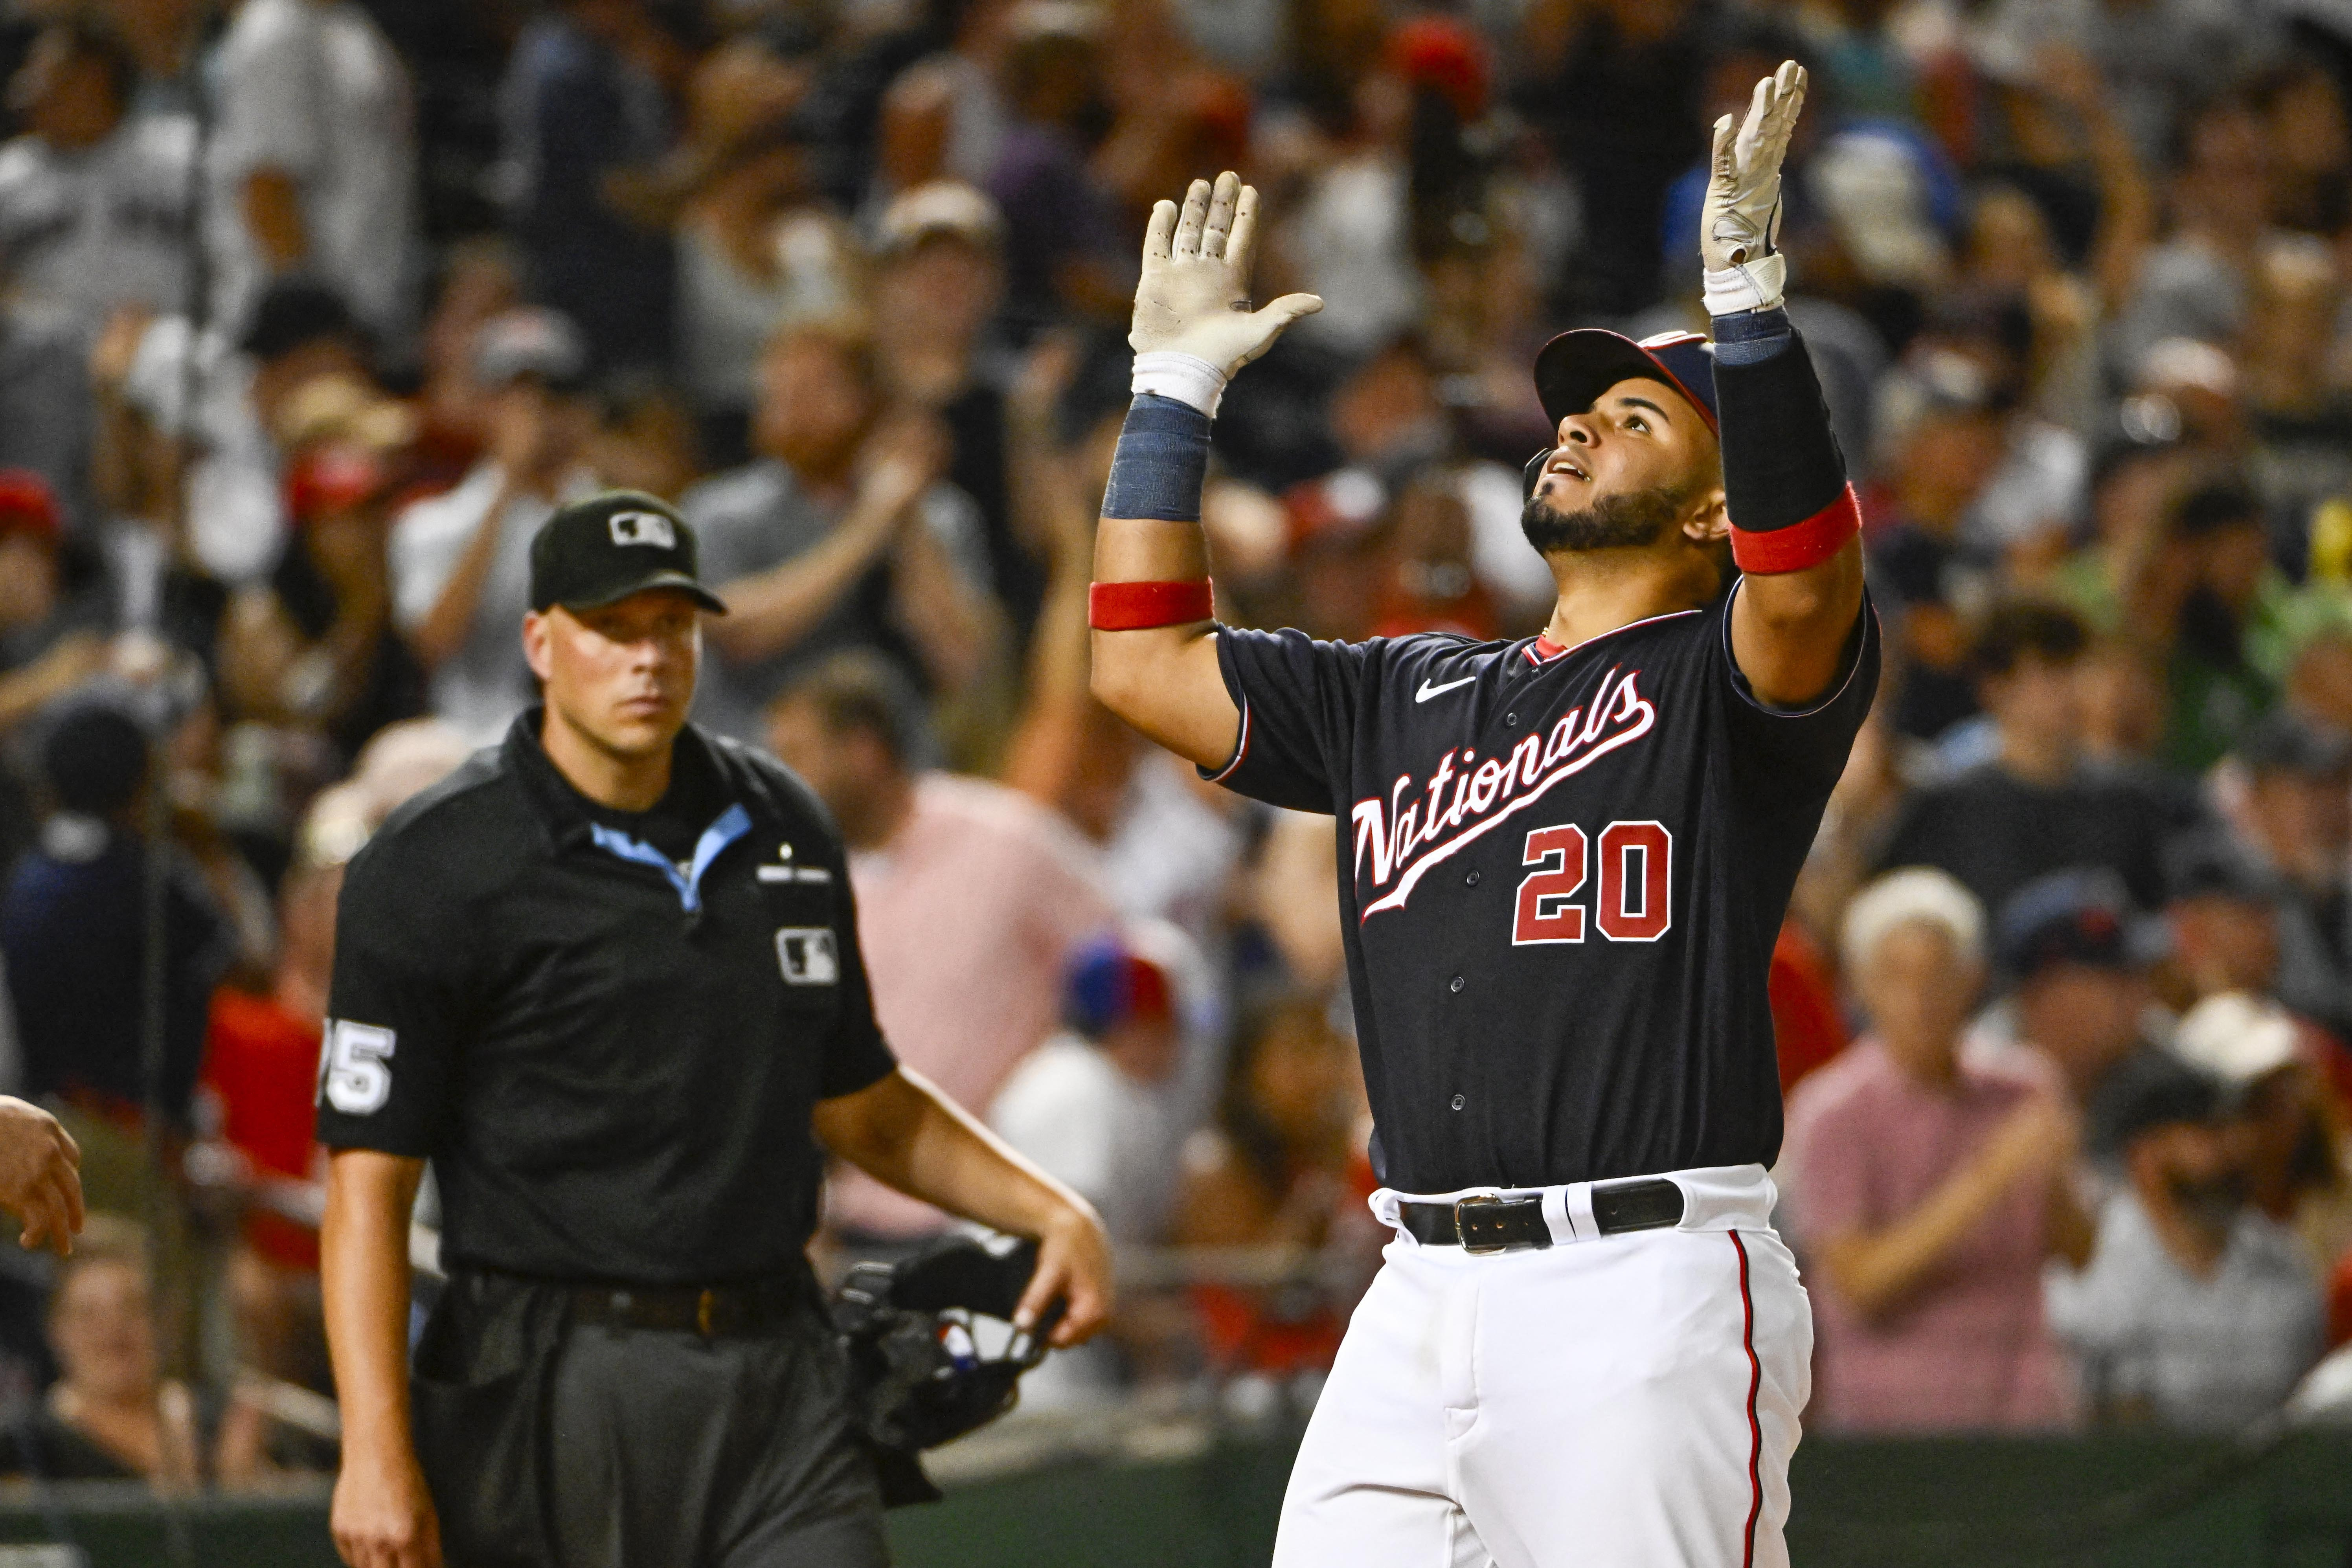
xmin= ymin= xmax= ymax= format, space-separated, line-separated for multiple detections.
xmin=1523 ymin=608 xmax=1703 ymax=667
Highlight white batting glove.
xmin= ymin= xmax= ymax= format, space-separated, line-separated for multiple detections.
xmin=1700 ymin=59 xmax=1807 ymax=317
xmin=1128 ymin=171 xmax=1322 ymax=416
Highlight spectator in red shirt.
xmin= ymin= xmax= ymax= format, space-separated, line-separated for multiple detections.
xmin=1785 ymin=868 xmax=2094 ymax=1431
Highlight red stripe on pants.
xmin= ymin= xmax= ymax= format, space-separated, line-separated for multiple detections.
xmin=1730 ymin=1231 xmax=1763 ymax=1568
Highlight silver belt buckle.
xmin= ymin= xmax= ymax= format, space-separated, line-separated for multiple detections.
xmin=1454 ymin=1193 xmax=1506 ymax=1255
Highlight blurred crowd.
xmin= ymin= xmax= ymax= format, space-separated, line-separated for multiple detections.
xmin=0 ymin=0 xmax=2345 ymax=1490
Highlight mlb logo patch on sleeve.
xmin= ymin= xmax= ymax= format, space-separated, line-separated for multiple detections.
xmin=775 ymin=927 xmax=840 ymax=985
xmin=610 ymin=509 xmax=676 ymax=549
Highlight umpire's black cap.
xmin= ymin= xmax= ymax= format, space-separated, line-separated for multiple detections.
xmin=529 ymin=491 xmax=729 ymax=616
xmin=1532 ymin=329 xmax=1721 ymax=435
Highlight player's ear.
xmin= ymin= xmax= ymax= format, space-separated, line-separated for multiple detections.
xmin=1681 ymin=486 xmax=1730 ymax=544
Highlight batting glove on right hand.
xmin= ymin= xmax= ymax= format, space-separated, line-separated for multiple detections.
xmin=1128 ymin=171 xmax=1321 ymax=415
xmin=1700 ymin=59 xmax=1806 ymax=317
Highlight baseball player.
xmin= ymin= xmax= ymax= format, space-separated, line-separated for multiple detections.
xmin=1089 ymin=64 xmax=1872 ymax=1567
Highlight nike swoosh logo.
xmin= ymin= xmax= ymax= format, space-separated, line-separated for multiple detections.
xmin=1415 ymin=675 xmax=1478 ymax=703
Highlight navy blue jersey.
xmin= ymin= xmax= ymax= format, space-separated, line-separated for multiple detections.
xmin=1207 ymin=588 xmax=1878 ymax=1192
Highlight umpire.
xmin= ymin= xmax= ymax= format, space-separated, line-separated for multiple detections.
xmin=317 ymin=492 xmax=1112 ymax=1568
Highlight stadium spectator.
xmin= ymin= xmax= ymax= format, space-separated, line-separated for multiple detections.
xmin=0 ymin=705 xmax=230 ymax=1143
xmin=674 ymin=42 xmax=858 ymax=469
xmin=1879 ymin=601 xmax=2182 ymax=914
xmin=2213 ymin=713 xmax=2352 ymax=1034
xmin=0 ymin=20 xmax=193 ymax=332
xmin=2047 ymin=1049 xmax=2325 ymax=1430
xmin=2172 ymin=992 xmax=2352 ymax=1280
xmin=208 ymin=0 xmax=417 ymax=348
xmin=685 ymin=317 xmax=993 ymax=744
xmin=1994 ymin=870 xmax=2175 ymax=1163
xmin=989 ymin=935 xmax=1185 ymax=1403
xmin=871 ymin=183 xmax=1037 ymax=639
xmin=389 ymin=307 xmax=599 ymax=745
xmin=1786 ymin=869 xmax=2087 ymax=1431
xmin=1177 ymin=995 xmax=1377 ymax=1376
xmin=767 ymin=652 xmax=1110 ymax=1241
xmin=499 ymin=0 xmax=685 ymax=373
xmin=0 ymin=1217 xmax=286 ymax=1485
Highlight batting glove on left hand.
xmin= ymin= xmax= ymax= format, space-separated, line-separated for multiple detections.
xmin=1700 ymin=59 xmax=1806 ymax=317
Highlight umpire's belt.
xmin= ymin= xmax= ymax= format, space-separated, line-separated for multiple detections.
xmin=570 ymin=1276 xmax=805 ymax=1337
xmin=1399 ymin=1179 xmax=1684 ymax=1253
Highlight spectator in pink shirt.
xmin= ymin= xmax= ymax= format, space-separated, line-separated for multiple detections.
xmin=767 ymin=653 xmax=1114 ymax=1241
xmin=1784 ymin=868 xmax=2095 ymax=1432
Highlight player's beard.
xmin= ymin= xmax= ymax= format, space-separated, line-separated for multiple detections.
xmin=1521 ymin=483 xmax=1692 ymax=556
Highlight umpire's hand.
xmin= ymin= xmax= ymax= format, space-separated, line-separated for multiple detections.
xmin=332 ymin=1448 xmax=442 ymax=1568
xmin=0 ymin=1097 xmax=81 ymax=1257
xmin=1018 ymin=1204 xmax=1116 ymax=1348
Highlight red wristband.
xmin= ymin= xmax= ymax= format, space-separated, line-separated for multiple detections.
xmin=1730 ymin=484 xmax=1862 ymax=574
xmin=1089 ymin=579 xmax=1216 ymax=630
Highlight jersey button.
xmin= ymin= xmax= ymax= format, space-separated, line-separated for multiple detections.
xmin=1464 ymin=869 xmax=1480 ymax=887
xmin=1449 ymin=975 xmax=1465 ymax=993
xmin=1451 ymin=1094 xmax=1466 ymax=1111
xmin=1504 ymin=712 xmax=1519 ymax=727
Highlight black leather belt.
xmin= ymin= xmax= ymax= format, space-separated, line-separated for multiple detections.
xmin=1400 ymin=1178 xmax=1685 ymax=1253
xmin=570 ymin=1277 xmax=803 ymax=1337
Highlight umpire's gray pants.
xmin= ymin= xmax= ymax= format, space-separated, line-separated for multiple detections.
xmin=546 ymin=1308 xmax=889 ymax=1568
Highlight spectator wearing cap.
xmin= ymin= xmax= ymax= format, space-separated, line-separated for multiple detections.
xmin=0 ymin=704 xmax=232 ymax=1219
xmin=388 ymin=308 xmax=601 ymax=745
xmin=872 ymin=183 xmax=1044 ymax=642
xmin=2174 ymin=992 xmax=2352 ymax=1283
xmin=0 ymin=18 xmax=193 ymax=332
xmin=2046 ymin=1048 xmax=2324 ymax=1429
xmin=1994 ymin=869 xmax=2177 ymax=1162
xmin=206 ymin=0 xmax=415 ymax=350
xmin=1860 ymin=353 xmax=2007 ymax=744
xmin=2165 ymin=834 xmax=2291 ymax=1007
xmin=987 ymin=934 xmax=1187 ymax=1406
xmin=0 ymin=471 xmax=109 ymax=748
xmin=1879 ymin=601 xmax=2185 ymax=917
xmin=682 ymin=318 xmax=995 ymax=745
xmin=2216 ymin=712 xmax=2352 ymax=1034
xmin=1784 ymin=869 xmax=2088 ymax=1432
xmin=215 ymin=433 xmax=426 ymax=763
xmin=990 ymin=935 xmax=1185 ymax=1250
xmin=766 ymin=652 xmax=1112 ymax=1243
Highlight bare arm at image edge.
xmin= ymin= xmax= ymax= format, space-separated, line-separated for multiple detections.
xmin=1089 ymin=173 xmax=1322 ymax=769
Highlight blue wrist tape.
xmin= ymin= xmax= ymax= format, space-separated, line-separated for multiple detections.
xmin=1100 ymin=395 xmax=1212 ymax=522
xmin=1709 ymin=306 xmax=1795 ymax=367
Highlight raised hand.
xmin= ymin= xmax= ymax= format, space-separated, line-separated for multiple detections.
xmin=1131 ymin=171 xmax=1321 ymax=376
xmin=1701 ymin=59 xmax=1806 ymax=308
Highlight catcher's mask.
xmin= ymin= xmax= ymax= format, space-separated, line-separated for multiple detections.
xmin=833 ymin=1232 xmax=1064 ymax=1507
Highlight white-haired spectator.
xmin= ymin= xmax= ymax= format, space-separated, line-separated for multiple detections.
xmin=1784 ymin=867 xmax=2093 ymax=1432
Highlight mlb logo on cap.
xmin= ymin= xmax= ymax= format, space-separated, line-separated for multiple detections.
xmin=610 ymin=509 xmax=676 ymax=549
xmin=529 ymin=490 xmax=729 ymax=615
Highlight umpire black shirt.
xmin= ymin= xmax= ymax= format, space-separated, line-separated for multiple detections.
xmin=314 ymin=710 xmax=897 ymax=1285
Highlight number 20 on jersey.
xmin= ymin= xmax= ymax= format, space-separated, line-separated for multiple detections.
xmin=1513 ymin=821 xmax=1672 ymax=946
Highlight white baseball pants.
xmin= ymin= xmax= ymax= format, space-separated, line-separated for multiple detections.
xmin=1273 ymin=1164 xmax=1809 ymax=1568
